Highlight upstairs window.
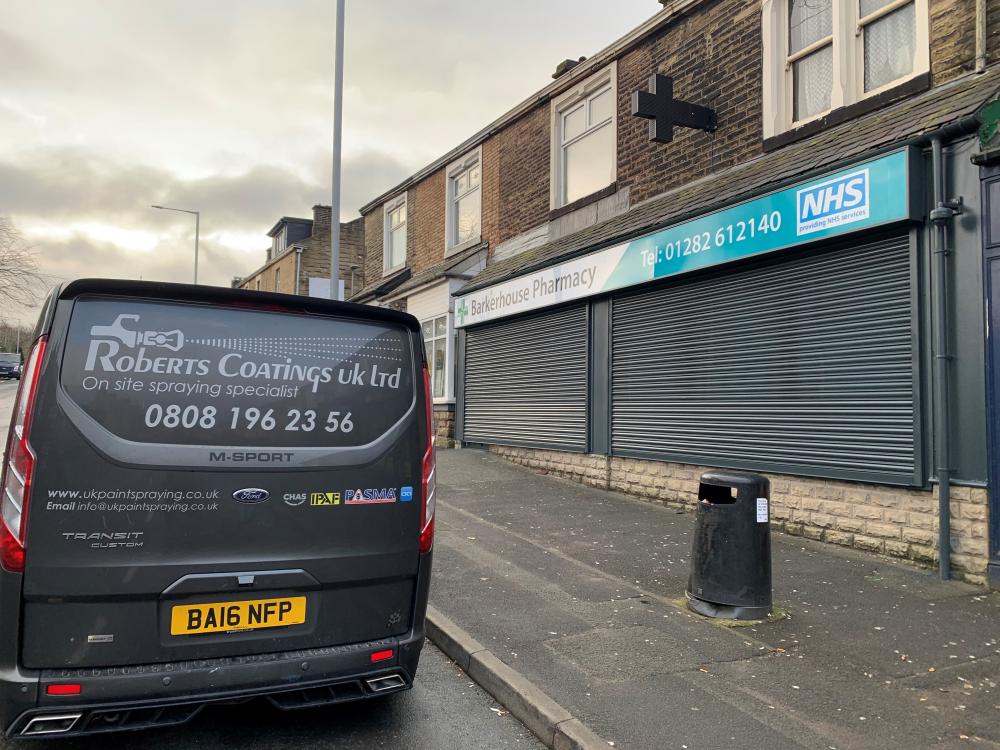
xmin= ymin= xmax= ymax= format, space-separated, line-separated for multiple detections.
xmin=383 ymin=195 xmax=407 ymax=273
xmin=762 ymin=0 xmax=928 ymax=138
xmin=860 ymin=0 xmax=918 ymax=92
xmin=446 ymin=148 xmax=482 ymax=253
xmin=789 ymin=0 xmax=833 ymax=121
xmin=550 ymin=62 xmax=617 ymax=208
xmin=270 ymin=226 xmax=287 ymax=259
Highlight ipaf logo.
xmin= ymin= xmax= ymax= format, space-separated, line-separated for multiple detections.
xmin=796 ymin=168 xmax=869 ymax=236
xmin=344 ymin=488 xmax=398 ymax=505
xmin=310 ymin=492 xmax=341 ymax=506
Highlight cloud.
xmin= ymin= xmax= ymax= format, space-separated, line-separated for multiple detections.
xmin=28 ymin=231 xmax=253 ymax=294
xmin=0 ymin=29 xmax=55 ymax=84
xmin=0 ymin=0 xmax=657 ymax=332
xmin=0 ymin=230 xmax=254 ymax=327
xmin=0 ymin=145 xmax=409 ymax=227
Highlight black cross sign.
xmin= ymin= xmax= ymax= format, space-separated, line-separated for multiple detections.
xmin=631 ymin=73 xmax=717 ymax=144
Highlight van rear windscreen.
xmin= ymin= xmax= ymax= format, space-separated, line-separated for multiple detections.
xmin=57 ymin=298 xmax=416 ymax=468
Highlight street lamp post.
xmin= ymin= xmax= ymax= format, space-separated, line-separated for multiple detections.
xmin=330 ymin=0 xmax=345 ymax=301
xmin=151 ymin=205 xmax=200 ymax=284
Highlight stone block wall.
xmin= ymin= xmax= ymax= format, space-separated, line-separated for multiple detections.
xmin=489 ymin=445 xmax=990 ymax=585
xmin=237 ymin=250 xmax=297 ymax=294
xmin=433 ymin=404 xmax=456 ymax=448
xmin=296 ymin=208 xmax=366 ymax=298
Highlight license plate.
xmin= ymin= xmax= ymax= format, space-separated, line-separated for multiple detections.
xmin=170 ymin=596 xmax=306 ymax=636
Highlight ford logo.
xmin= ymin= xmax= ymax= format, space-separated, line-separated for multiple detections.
xmin=232 ymin=488 xmax=269 ymax=503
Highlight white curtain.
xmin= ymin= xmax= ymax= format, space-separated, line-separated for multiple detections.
xmin=864 ymin=3 xmax=916 ymax=91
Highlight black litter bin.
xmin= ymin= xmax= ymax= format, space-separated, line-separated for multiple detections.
xmin=686 ymin=470 xmax=772 ymax=620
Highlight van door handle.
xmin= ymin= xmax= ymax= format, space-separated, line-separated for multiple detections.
xmin=160 ymin=569 xmax=319 ymax=597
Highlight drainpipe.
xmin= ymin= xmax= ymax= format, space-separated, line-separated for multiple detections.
xmin=976 ymin=0 xmax=987 ymax=73
xmin=929 ymin=137 xmax=964 ymax=580
xmin=294 ymin=247 xmax=303 ymax=296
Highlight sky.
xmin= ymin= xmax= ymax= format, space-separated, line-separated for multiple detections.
xmin=0 ymin=0 xmax=656 ymax=326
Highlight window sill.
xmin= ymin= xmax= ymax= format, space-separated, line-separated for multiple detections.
xmin=445 ymin=236 xmax=482 ymax=258
xmin=382 ymin=264 xmax=406 ymax=278
xmin=549 ymin=182 xmax=618 ymax=220
xmin=763 ymin=73 xmax=930 ymax=153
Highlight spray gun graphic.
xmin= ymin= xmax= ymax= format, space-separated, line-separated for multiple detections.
xmin=90 ymin=314 xmax=185 ymax=352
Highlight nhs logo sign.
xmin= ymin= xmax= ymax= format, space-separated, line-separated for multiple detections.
xmin=796 ymin=169 xmax=870 ymax=236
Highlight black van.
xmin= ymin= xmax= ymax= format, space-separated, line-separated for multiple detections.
xmin=0 ymin=280 xmax=435 ymax=737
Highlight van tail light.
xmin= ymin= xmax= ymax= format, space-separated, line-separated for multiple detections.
xmin=419 ymin=364 xmax=435 ymax=554
xmin=0 ymin=337 xmax=47 ymax=573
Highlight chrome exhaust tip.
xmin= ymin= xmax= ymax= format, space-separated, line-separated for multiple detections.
xmin=365 ymin=673 xmax=406 ymax=693
xmin=21 ymin=714 xmax=82 ymax=736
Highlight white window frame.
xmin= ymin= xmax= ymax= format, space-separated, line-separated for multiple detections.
xmin=549 ymin=61 xmax=617 ymax=210
xmin=421 ymin=313 xmax=450 ymax=402
xmin=383 ymin=194 xmax=408 ymax=275
xmin=762 ymin=0 xmax=929 ymax=138
xmin=445 ymin=147 xmax=482 ymax=256
xmin=271 ymin=226 xmax=288 ymax=258
xmin=274 ymin=267 xmax=280 ymax=292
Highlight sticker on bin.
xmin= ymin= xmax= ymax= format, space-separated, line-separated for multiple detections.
xmin=756 ymin=497 xmax=769 ymax=523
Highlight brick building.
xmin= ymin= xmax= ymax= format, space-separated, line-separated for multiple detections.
xmin=353 ymin=0 xmax=1000 ymax=584
xmin=236 ymin=205 xmax=365 ymax=298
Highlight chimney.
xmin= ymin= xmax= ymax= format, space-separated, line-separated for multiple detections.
xmin=312 ymin=204 xmax=332 ymax=230
xmin=552 ymin=56 xmax=586 ymax=79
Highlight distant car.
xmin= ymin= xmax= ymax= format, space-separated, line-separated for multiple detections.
xmin=0 ymin=353 xmax=19 ymax=380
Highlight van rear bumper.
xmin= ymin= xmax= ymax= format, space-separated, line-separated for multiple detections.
xmin=1 ymin=629 xmax=425 ymax=738
xmin=0 ymin=547 xmax=433 ymax=738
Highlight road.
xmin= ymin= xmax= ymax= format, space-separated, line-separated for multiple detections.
xmin=0 ymin=380 xmax=542 ymax=749
xmin=0 ymin=380 xmax=15 ymax=446
xmin=0 ymin=644 xmax=541 ymax=749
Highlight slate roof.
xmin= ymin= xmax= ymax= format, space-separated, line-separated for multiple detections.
xmin=459 ymin=67 xmax=1000 ymax=295
xmin=350 ymin=266 xmax=411 ymax=302
xmin=350 ymin=242 xmax=485 ymax=302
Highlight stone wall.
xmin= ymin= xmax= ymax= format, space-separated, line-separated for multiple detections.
xmin=295 ymin=209 xmax=366 ymax=298
xmin=363 ymin=205 xmax=386 ymax=290
xmin=433 ymin=404 xmax=456 ymax=448
xmin=488 ymin=445 xmax=990 ymax=586
xmin=237 ymin=250 xmax=297 ymax=294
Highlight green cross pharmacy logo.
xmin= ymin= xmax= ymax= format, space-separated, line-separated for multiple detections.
xmin=456 ymin=300 xmax=469 ymax=326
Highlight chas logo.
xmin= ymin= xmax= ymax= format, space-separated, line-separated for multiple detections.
xmin=796 ymin=169 xmax=869 ymax=236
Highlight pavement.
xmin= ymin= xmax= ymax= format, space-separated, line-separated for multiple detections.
xmin=0 ymin=382 xmax=549 ymax=747
xmin=431 ymin=448 xmax=1000 ymax=750
xmin=0 ymin=643 xmax=543 ymax=750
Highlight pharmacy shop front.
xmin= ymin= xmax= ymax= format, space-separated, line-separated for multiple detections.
xmin=453 ymin=147 xmax=992 ymax=583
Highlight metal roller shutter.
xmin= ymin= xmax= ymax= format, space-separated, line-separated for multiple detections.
xmin=611 ymin=234 xmax=917 ymax=484
xmin=463 ymin=304 xmax=589 ymax=451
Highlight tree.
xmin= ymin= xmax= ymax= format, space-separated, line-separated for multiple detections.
xmin=0 ymin=216 xmax=46 ymax=308
xmin=0 ymin=322 xmax=31 ymax=357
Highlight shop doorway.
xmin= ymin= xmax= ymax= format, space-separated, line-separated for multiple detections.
xmin=981 ymin=166 xmax=1000 ymax=585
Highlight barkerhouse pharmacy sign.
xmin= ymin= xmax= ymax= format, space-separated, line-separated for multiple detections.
xmin=454 ymin=148 xmax=918 ymax=328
